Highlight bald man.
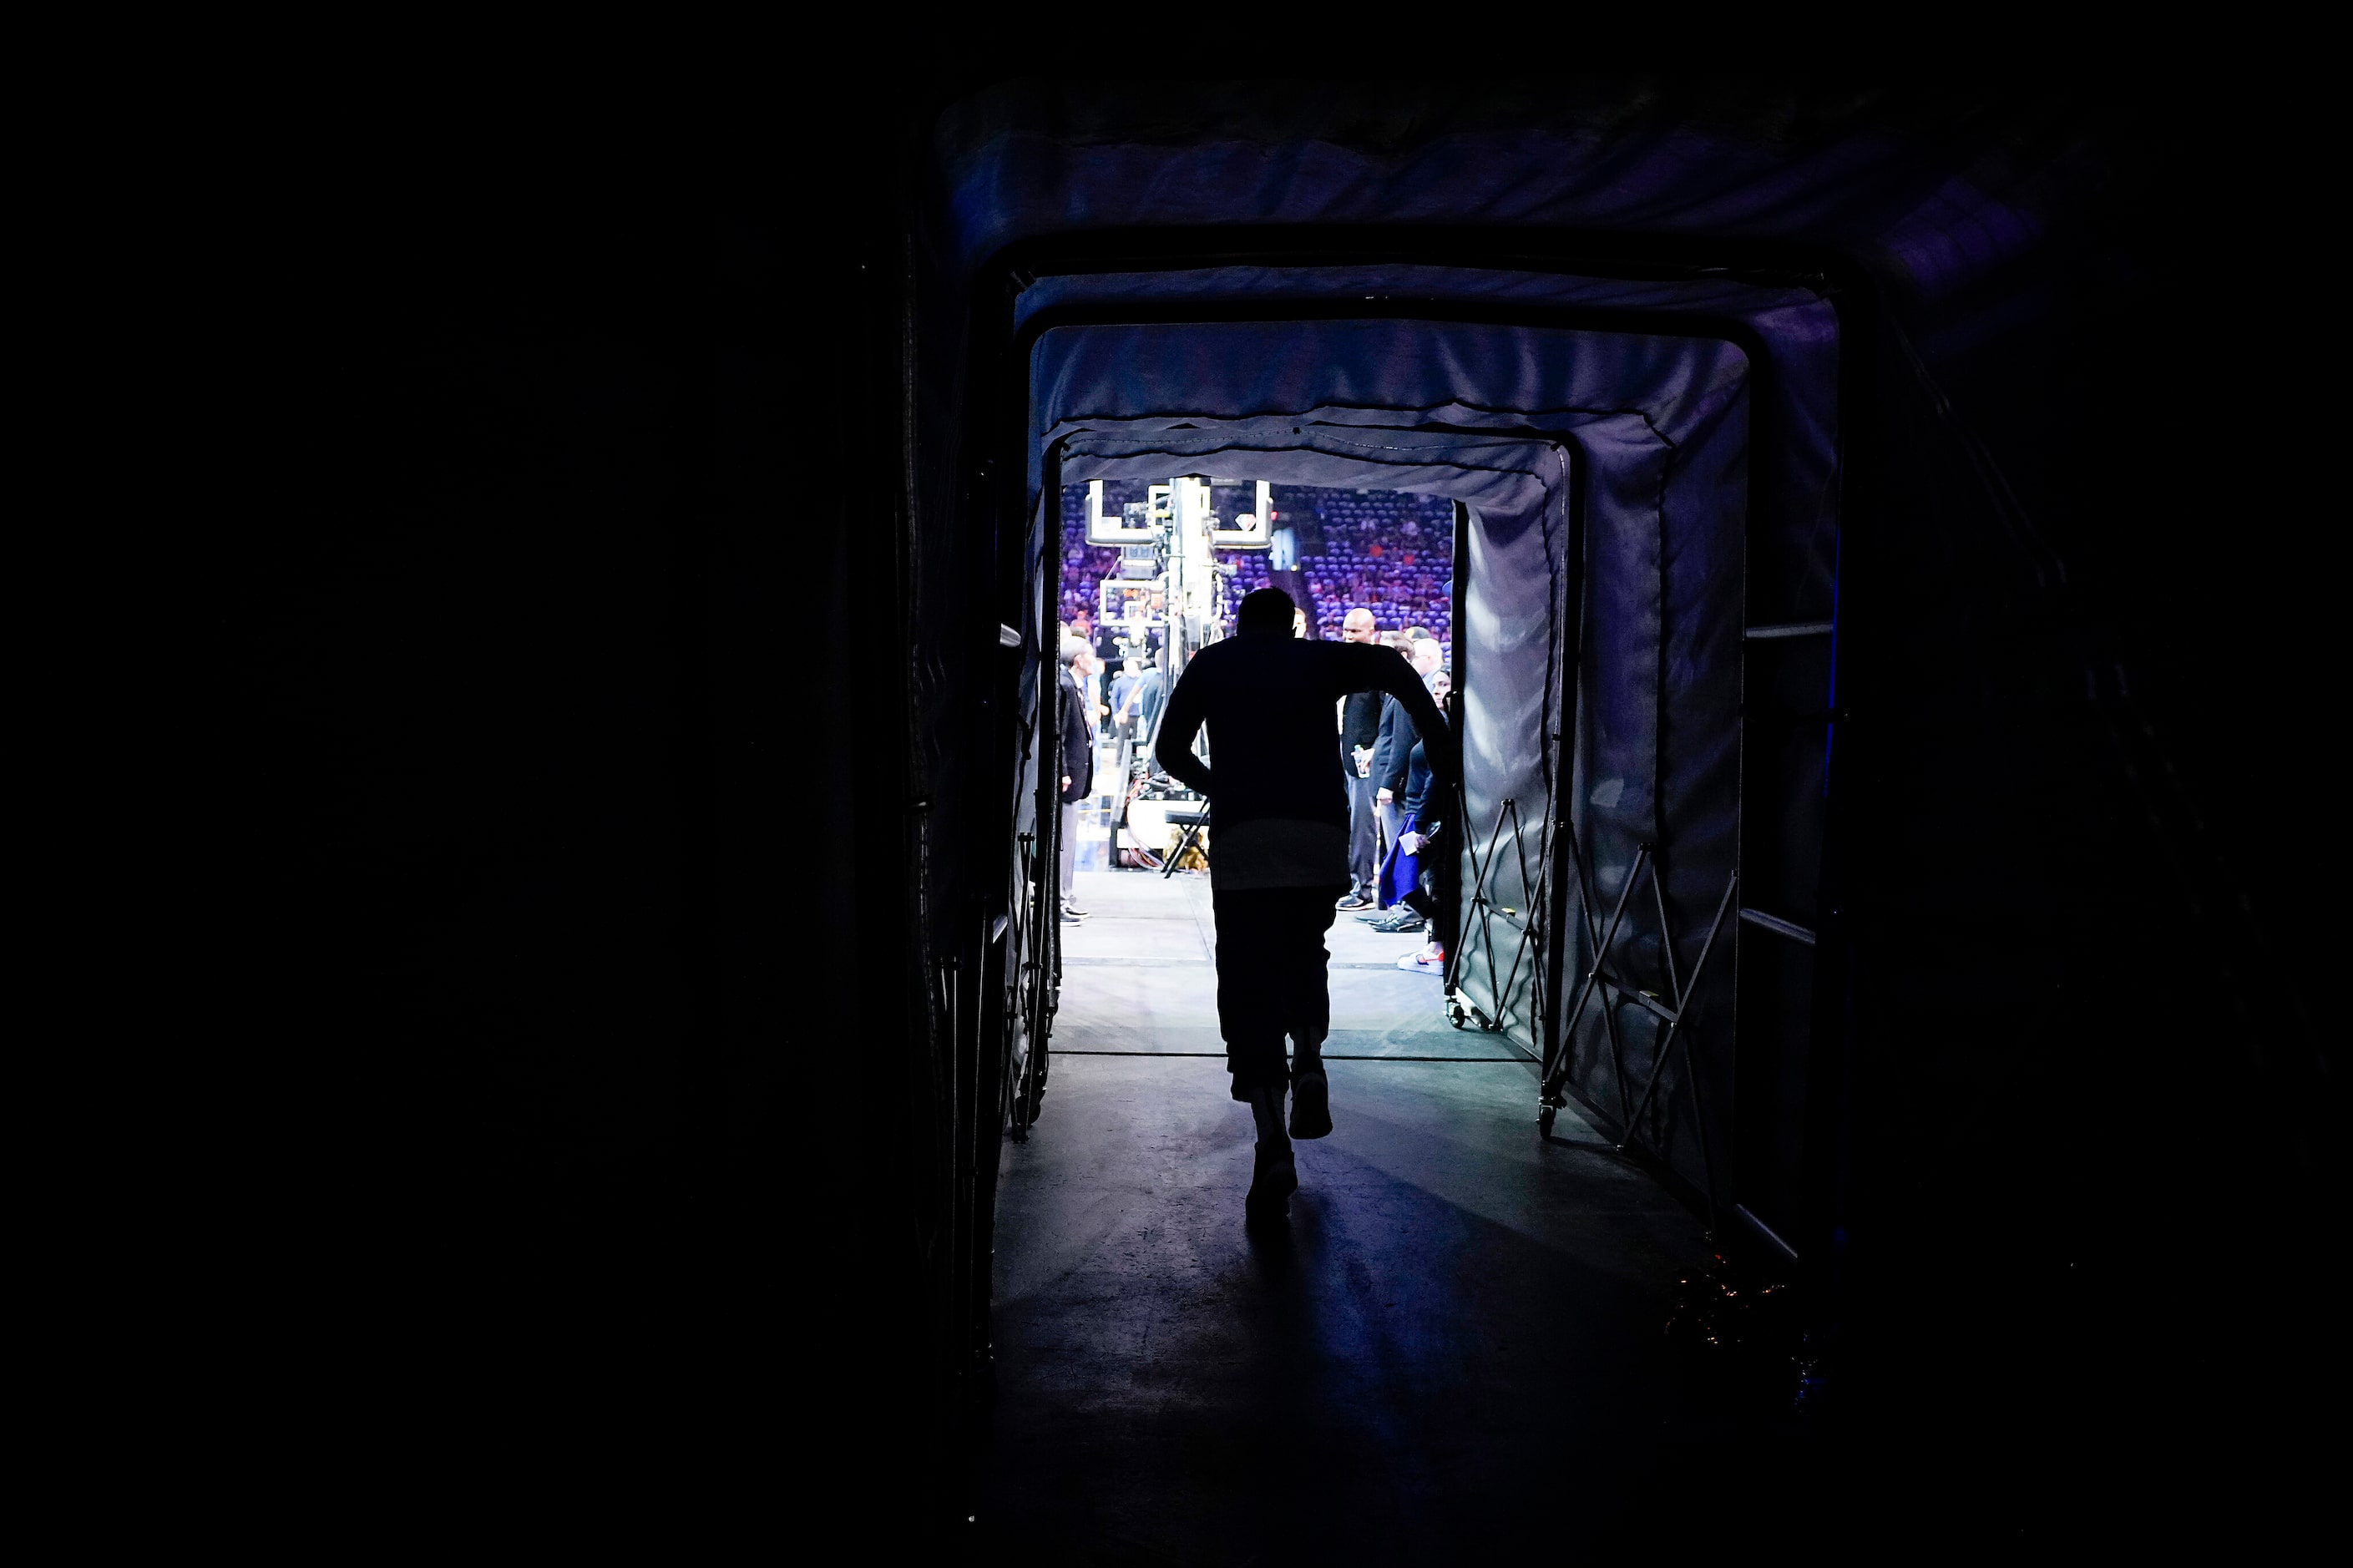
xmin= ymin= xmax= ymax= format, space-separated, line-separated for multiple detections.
xmin=1156 ymin=588 xmax=1451 ymax=1217
xmin=1334 ymin=608 xmax=1384 ymax=909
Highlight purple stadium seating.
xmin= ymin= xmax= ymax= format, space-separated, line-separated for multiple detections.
xmin=1060 ymin=483 xmax=1454 ymax=660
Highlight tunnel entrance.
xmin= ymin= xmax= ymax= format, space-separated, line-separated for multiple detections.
xmin=927 ymin=235 xmax=1863 ymax=1554
xmin=966 ymin=260 xmax=1844 ymax=1550
xmin=1020 ymin=473 xmax=1478 ymax=1141
xmin=990 ymin=277 xmax=1839 ymax=1249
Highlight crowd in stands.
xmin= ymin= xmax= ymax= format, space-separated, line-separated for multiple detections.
xmin=1057 ymin=488 xmax=1131 ymax=629
xmin=1059 ymin=482 xmax=1455 ymax=655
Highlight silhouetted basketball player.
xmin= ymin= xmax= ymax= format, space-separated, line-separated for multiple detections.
xmin=1156 ymin=586 xmax=1452 ymax=1219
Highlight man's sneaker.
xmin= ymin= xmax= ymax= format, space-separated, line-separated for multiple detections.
xmin=1246 ymin=1141 xmax=1298 ymax=1216
xmin=1379 ymin=913 xmax=1427 ymax=934
xmin=1334 ymin=893 xmax=1373 ymax=911
xmin=1288 ymin=1067 xmax=1333 ymax=1139
xmin=1398 ymin=943 xmax=1445 ymax=974
xmin=1060 ymin=908 xmax=1085 ymax=925
xmin=1063 ymin=903 xmax=1090 ymax=918
xmin=1354 ymin=907 xmax=1390 ymax=922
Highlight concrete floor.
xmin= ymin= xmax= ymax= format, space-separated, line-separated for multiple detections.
xmin=978 ymin=869 xmax=1723 ymax=1562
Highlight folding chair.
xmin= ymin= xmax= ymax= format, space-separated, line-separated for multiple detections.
xmin=1161 ymin=807 xmax=1209 ymax=879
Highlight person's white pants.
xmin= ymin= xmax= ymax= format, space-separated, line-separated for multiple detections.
xmin=1060 ymin=801 xmax=1080 ymax=903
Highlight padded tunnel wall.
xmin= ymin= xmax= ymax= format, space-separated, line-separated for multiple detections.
xmin=1030 ymin=308 xmax=1767 ymax=1200
xmin=944 ymin=83 xmax=2332 ymax=1479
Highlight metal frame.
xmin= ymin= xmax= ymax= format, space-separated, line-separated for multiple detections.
xmin=1002 ymin=827 xmax=1046 ymax=1141
xmin=1445 ymin=792 xmax=1550 ymax=1055
xmin=1540 ymin=842 xmax=1741 ymax=1227
xmin=1161 ymin=807 xmax=1209 ymax=880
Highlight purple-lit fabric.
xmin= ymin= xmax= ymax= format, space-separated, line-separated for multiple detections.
xmin=940 ymin=84 xmax=2072 ymax=313
xmin=970 ymin=95 xmax=1961 ymax=1191
xmin=1032 ymin=316 xmax=1753 ymax=1180
xmin=922 ymin=82 xmax=2140 ymax=1250
xmin=1020 ymin=264 xmax=1839 ymax=626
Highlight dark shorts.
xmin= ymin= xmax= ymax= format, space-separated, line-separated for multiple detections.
xmin=1211 ymin=883 xmax=1348 ymax=1099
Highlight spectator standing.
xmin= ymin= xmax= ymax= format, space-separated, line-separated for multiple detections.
xmin=1269 ymin=489 xmax=1323 ymax=560
xmin=1058 ymin=639 xmax=1096 ymax=923
xmin=1269 ymin=508 xmax=1298 ymax=570
xmin=1392 ymin=705 xmax=1451 ymax=973
xmin=1370 ymin=637 xmax=1446 ymax=883
xmin=1106 ymin=655 xmax=1147 ymax=781
xmin=1135 ymin=657 xmax=1168 ymax=742
xmin=1110 ymin=659 xmax=1144 ymax=746
xmin=1335 ymin=607 xmax=1384 ymax=910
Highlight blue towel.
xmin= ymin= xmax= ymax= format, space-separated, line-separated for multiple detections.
xmin=1379 ymin=813 xmax=1421 ymax=908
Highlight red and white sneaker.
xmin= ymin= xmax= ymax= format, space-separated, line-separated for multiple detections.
xmin=1397 ymin=941 xmax=1445 ymax=974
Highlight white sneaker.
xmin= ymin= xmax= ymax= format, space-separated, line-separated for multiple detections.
xmin=1397 ymin=943 xmax=1445 ymax=974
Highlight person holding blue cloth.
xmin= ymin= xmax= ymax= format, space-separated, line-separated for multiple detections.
xmin=1368 ymin=643 xmax=1447 ymax=923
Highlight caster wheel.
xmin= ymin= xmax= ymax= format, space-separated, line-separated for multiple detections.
xmin=1538 ymin=1105 xmax=1556 ymax=1141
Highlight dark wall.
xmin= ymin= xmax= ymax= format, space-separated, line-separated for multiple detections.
xmin=1798 ymin=100 xmax=2335 ymax=1467
xmin=250 ymin=138 xmax=969 ymax=1516
xmin=250 ymin=78 xmax=2330 ymax=1528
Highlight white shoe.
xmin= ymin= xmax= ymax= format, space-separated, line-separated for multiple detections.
xmin=1397 ymin=943 xmax=1445 ymax=974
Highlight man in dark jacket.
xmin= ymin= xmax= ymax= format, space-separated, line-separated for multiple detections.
xmin=1334 ymin=608 xmax=1384 ymax=909
xmin=1369 ymin=693 xmax=1413 ymax=902
xmin=1156 ymin=588 xmax=1451 ymax=1218
xmin=1369 ymin=636 xmax=1446 ymax=903
xmin=1133 ymin=660 xmax=1167 ymax=741
xmin=1058 ymin=640 xmax=1096 ymax=923
xmin=1387 ymin=728 xmax=1450 ymax=964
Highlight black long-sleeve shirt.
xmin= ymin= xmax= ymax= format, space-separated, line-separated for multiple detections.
xmin=1371 ymin=694 xmax=1419 ymax=794
xmin=1155 ymin=633 xmax=1451 ymax=832
xmin=1059 ymin=667 xmax=1093 ymax=804
xmin=1402 ymin=741 xmax=1440 ymax=832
